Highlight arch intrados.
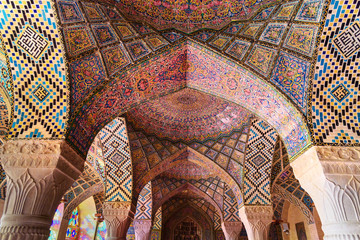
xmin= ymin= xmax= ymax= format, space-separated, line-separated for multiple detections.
xmin=135 ymin=147 xmax=242 ymax=205
xmin=152 ymin=183 xmax=224 ymax=223
xmin=69 ymin=41 xmax=309 ymax=161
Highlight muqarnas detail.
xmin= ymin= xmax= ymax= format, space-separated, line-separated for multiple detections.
xmin=253 ymin=6 xmax=276 ymax=21
xmin=126 ymin=40 xmax=151 ymax=61
xmin=241 ymin=24 xmax=263 ymax=39
xmin=225 ymin=40 xmax=251 ymax=60
xmin=63 ymin=25 xmax=96 ymax=57
xmin=101 ymin=44 xmax=131 ymax=76
xmin=273 ymin=1 xmax=298 ymax=20
xmin=82 ymin=2 xmax=106 ymax=22
xmin=209 ymin=35 xmax=232 ymax=50
xmin=91 ymin=24 xmax=118 ymax=47
xmin=114 ymin=23 xmax=137 ymax=40
xmin=270 ymin=51 xmax=310 ymax=114
xmin=259 ymin=23 xmax=287 ymax=45
xmin=284 ymin=24 xmax=318 ymax=57
xmin=295 ymin=0 xmax=324 ymax=22
xmin=246 ymin=44 xmax=276 ymax=76
xmin=57 ymin=0 xmax=84 ymax=24
xmin=146 ymin=35 xmax=169 ymax=51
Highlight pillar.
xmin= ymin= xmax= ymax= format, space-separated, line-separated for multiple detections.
xmin=0 ymin=140 xmax=84 ymax=240
xmin=221 ymin=221 xmax=243 ymax=240
xmin=134 ymin=219 xmax=152 ymax=240
xmin=291 ymin=146 xmax=360 ymax=240
xmin=57 ymin=219 xmax=69 ymax=240
xmin=239 ymin=205 xmax=273 ymax=240
xmin=103 ymin=202 xmax=132 ymax=240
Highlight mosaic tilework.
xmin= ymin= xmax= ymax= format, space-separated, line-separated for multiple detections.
xmin=116 ymin=0 xmax=277 ymax=33
xmin=245 ymin=44 xmax=277 ymax=76
xmin=214 ymin=212 xmax=221 ymax=230
xmin=259 ymin=23 xmax=287 ymax=45
xmin=1 ymin=0 xmax=68 ymax=138
xmin=16 ymin=26 xmax=49 ymax=59
xmin=114 ymin=23 xmax=138 ymax=40
xmin=223 ymin=184 xmax=240 ymax=221
xmin=151 ymin=230 xmax=161 ymax=240
xmin=145 ymin=35 xmax=169 ymax=51
xmin=243 ymin=118 xmax=277 ymax=205
xmin=93 ymin=191 xmax=105 ymax=215
xmin=284 ymin=24 xmax=319 ymax=57
xmin=209 ymin=35 xmax=232 ymax=50
xmin=153 ymin=206 xmax=162 ymax=230
xmin=91 ymin=24 xmax=118 ymax=47
xmin=270 ymin=51 xmax=311 ymax=114
xmin=193 ymin=30 xmax=216 ymax=42
xmin=224 ymin=24 xmax=244 ymax=35
xmin=101 ymin=44 xmax=131 ymax=76
xmin=57 ymin=0 xmax=85 ymax=24
xmin=270 ymin=137 xmax=289 ymax=186
xmin=225 ymin=40 xmax=251 ymax=61
xmin=69 ymin=53 xmax=106 ymax=106
xmin=125 ymin=39 xmax=151 ymax=61
xmin=82 ymin=2 xmax=106 ymax=22
xmin=273 ymin=1 xmax=298 ymax=20
xmin=312 ymin=0 xmax=360 ymax=144
xmin=241 ymin=23 xmax=263 ymax=39
xmin=135 ymin=182 xmax=152 ymax=220
xmin=0 ymin=163 xmax=6 ymax=200
xmin=333 ymin=22 xmax=360 ymax=58
xmin=272 ymin=195 xmax=285 ymax=220
xmin=295 ymin=0 xmax=324 ymax=22
xmin=132 ymin=23 xmax=155 ymax=35
xmin=162 ymin=31 xmax=183 ymax=43
xmin=253 ymin=6 xmax=276 ymax=21
xmin=63 ymin=25 xmax=96 ymax=57
xmin=99 ymin=117 xmax=132 ymax=201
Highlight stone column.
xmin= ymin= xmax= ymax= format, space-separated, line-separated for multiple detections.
xmin=291 ymin=146 xmax=360 ymax=240
xmin=57 ymin=219 xmax=69 ymax=240
xmin=239 ymin=206 xmax=273 ymax=240
xmin=221 ymin=221 xmax=243 ymax=240
xmin=0 ymin=140 xmax=84 ymax=240
xmin=134 ymin=219 xmax=152 ymax=240
xmin=103 ymin=202 xmax=132 ymax=240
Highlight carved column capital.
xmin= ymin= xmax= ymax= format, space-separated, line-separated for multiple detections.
xmin=103 ymin=202 xmax=132 ymax=240
xmin=239 ymin=206 xmax=273 ymax=240
xmin=134 ymin=219 xmax=152 ymax=240
xmin=221 ymin=221 xmax=242 ymax=240
xmin=291 ymin=146 xmax=360 ymax=239
xmin=0 ymin=140 xmax=84 ymax=240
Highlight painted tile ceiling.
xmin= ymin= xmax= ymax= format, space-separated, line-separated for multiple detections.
xmin=116 ymin=0 xmax=277 ymax=33
xmin=126 ymin=88 xmax=252 ymax=143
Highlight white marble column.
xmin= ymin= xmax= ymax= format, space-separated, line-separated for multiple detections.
xmin=221 ymin=221 xmax=243 ymax=240
xmin=291 ymin=146 xmax=360 ymax=240
xmin=0 ymin=140 xmax=84 ymax=240
xmin=239 ymin=205 xmax=273 ymax=240
xmin=103 ymin=202 xmax=132 ymax=240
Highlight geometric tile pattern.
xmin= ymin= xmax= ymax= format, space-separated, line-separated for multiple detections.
xmin=125 ymin=39 xmax=151 ymax=61
xmin=145 ymin=35 xmax=169 ymax=51
xmin=161 ymin=31 xmax=184 ymax=43
xmin=93 ymin=191 xmax=105 ymax=215
xmin=192 ymin=30 xmax=216 ymax=42
xmin=270 ymin=137 xmax=290 ymax=187
xmin=312 ymin=0 xmax=360 ymax=144
xmin=153 ymin=206 xmax=162 ymax=230
xmin=102 ymin=6 xmax=124 ymax=21
xmin=82 ymin=2 xmax=106 ymax=22
xmin=132 ymin=23 xmax=154 ymax=35
xmin=270 ymin=51 xmax=311 ymax=114
xmin=223 ymin=184 xmax=240 ymax=221
xmin=99 ymin=117 xmax=132 ymax=201
xmin=2 ymin=0 xmax=68 ymax=138
xmin=0 ymin=163 xmax=6 ymax=200
xmin=101 ymin=44 xmax=131 ymax=76
xmin=284 ymin=24 xmax=319 ymax=57
xmin=295 ymin=0 xmax=324 ymax=22
xmin=114 ymin=23 xmax=138 ymax=40
xmin=333 ymin=22 xmax=360 ymax=59
xmin=91 ymin=24 xmax=118 ymax=47
xmin=273 ymin=1 xmax=298 ymax=20
xmin=246 ymin=44 xmax=277 ymax=76
xmin=224 ymin=24 xmax=244 ymax=35
xmin=241 ymin=23 xmax=264 ymax=38
xmin=86 ymin=135 xmax=106 ymax=182
xmin=135 ymin=182 xmax=152 ymax=220
xmin=209 ymin=35 xmax=232 ymax=50
xmin=259 ymin=23 xmax=287 ymax=45
xmin=243 ymin=118 xmax=278 ymax=205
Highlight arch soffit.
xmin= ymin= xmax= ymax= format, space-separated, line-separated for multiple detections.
xmin=152 ymin=183 xmax=224 ymax=223
xmin=136 ymin=147 xmax=243 ymax=206
xmin=66 ymin=40 xmax=310 ymax=161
